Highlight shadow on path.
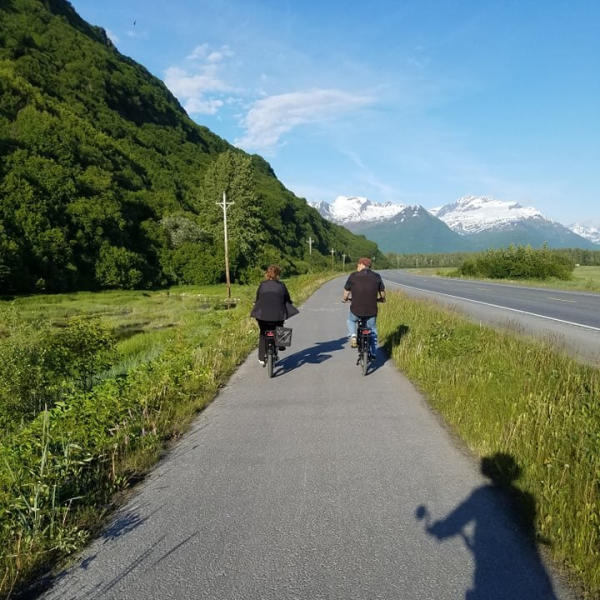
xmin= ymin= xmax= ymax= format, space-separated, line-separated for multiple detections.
xmin=274 ymin=337 xmax=347 ymax=375
xmin=382 ymin=323 xmax=410 ymax=355
xmin=416 ymin=453 xmax=557 ymax=599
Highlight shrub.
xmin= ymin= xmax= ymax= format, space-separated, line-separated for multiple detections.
xmin=95 ymin=244 xmax=145 ymax=289
xmin=457 ymin=245 xmax=575 ymax=280
xmin=0 ymin=317 xmax=115 ymax=431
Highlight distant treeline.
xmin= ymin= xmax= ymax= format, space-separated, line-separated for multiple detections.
xmin=387 ymin=247 xmax=600 ymax=269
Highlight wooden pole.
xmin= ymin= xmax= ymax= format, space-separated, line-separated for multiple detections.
xmin=217 ymin=191 xmax=234 ymax=298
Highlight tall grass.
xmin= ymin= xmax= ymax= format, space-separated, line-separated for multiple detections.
xmin=378 ymin=291 xmax=600 ymax=597
xmin=0 ymin=273 xmax=334 ymax=597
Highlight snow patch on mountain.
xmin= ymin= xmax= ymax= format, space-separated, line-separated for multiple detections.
xmin=311 ymin=195 xmax=404 ymax=223
xmin=569 ymin=223 xmax=600 ymax=245
xmin=431 ymin=196 xmax=544 ymax=235
xmin=388 ymin=205 xmax=430 ymax=223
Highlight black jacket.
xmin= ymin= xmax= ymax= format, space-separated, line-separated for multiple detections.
xmin=251 ymin=280 xmax=297 ymax=321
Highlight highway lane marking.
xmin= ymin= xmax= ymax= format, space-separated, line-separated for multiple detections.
xmin=547 ymin=297 xmax=577 ymax=303
xmin=384 ymin=279 xmax=600 ymax=333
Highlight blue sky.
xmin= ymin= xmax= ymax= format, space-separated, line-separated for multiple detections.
xmin=71 ymin=0 xmax=599 ymax=226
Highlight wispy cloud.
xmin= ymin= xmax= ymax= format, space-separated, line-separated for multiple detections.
xmin=126 ymin=29 xmax=148 ymax=39
xmin=236 ymin=89 xmax=374 ymax=151
xmin=106 ymin=29 xmax=119 ymax=44
xmin=165 ymin=45 xmax=234 ymax=116
xmin=340 ymin=148 xmax=397 ymax=200
xmin=283 ymin=181 xmax=342 ymax=205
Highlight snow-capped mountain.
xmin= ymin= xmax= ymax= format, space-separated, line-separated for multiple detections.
xmin=311 ymin=194 xmax=599 ymax=253
xmin=430 ymin=196 xmax=544 ymax=235
xmin=349 ymin=205 xmax=469 ymax=253
xmin=311 ymin=195 xmax=404 ymax=224
xmin=569 ymin=223 xmax=600 ymax=245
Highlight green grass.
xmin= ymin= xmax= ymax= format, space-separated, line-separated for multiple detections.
xmin=0 ymin=273 xmax=334 ymax=597
xmin=402 ymin=265 xmax=600 ymax=293
xmin=378 ymin=291 xmax=600 ymax=597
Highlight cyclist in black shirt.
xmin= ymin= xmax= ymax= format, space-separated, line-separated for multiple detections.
xmin=342 ymin=257 xmax=385 ymax=358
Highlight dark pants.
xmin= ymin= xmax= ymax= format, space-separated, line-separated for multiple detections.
xmin=257 ymin=319 xmax=283 ymax=361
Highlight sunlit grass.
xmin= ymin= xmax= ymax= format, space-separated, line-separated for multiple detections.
xmin=0 ymin=273 xmax=335 ymax=596
xmin=379 ymin=291 xmax=600 ymax=597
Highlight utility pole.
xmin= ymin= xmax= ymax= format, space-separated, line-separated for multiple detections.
xmin=342 ymin=253 xmax=346 ymax=270
xmin=330 ymin=248 xmax=335 ymax=270
xmin=216 ymin=191 xmax=234 ymax=298
xmin=307 ymin=236 xmax=313 ymax=255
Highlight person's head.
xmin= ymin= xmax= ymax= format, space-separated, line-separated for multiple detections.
xmin=357 ymin=257 xmax=372 ymax=271
xmin=265 ymin=264 xmax=282 ymax=280
xmin=481 ymin=453 xmax=521 ymax=487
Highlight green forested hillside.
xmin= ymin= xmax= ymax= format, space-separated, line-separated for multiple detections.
xmin=0 ymin=0 xmax=384 ymax=293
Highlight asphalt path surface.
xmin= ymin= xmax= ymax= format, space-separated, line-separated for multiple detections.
xmin=381 ymin=270 xmax=600 ymax=365
xmin=41 ymin=278 xmax=577 ymax=600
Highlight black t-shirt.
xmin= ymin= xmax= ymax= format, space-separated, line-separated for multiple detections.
xmin=344 ymin=269 xmax=385 ymax=316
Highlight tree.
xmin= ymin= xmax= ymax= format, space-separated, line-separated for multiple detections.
xmin=200 ymin=150 xmax=264 ymax=282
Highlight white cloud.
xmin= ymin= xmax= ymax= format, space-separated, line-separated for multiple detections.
xmin=184 ymin=98 xmax=224 ymax=115
xmin=206 ymin=46 xmax=234 ymax=63
xmin=106 ymin=29 xmax=119 ymax=44
xmin=165 ymin=66 xmax=230 ymax=98
xmin=165 ymin=45 xmax=235 ymax=116
xmin=186 ymin=44 xmax=209 ymax=61
xmin=236 ymin=89 xmax=373 ymax=150
xmin=126 ymin=29 xmax=147 ymax=39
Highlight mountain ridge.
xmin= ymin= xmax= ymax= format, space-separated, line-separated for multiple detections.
xmin=312 ymin=195 xmax=598 ymax=252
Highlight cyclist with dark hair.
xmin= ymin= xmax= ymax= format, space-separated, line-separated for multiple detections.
xmin=251 ymin=264 xmax=298 ymax=366
xmin=342 ymin=257 xmax=385 ymax=359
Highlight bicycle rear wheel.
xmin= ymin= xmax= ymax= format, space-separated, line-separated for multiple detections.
xmin=267 ymin=349 xmax=274 ymax=378
xmin=360 ymin=349 xmax=368 ymax=375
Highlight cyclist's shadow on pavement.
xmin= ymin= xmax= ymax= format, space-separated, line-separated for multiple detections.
xmin=416 ymin=453 xmax=558 ymax=599
xmin=275 ymin=337 xmax=347 ymax=375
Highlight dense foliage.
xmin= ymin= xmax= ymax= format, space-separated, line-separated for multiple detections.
xmin=456 ymin=245 xmax=575 ymax=280
xmin=0 ymin=0 xmax=384 ymax=293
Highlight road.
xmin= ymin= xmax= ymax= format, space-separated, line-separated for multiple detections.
xmin=381 ymin=270 xmax=600 ymax=365
xmin=41 ymin=278 xmax=576 ymax=600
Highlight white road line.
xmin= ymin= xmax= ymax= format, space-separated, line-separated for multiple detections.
xmin=384 ymin=279 xmax=600 ymax=333
xmin=548 ymin=297 xmax=577 ymax=303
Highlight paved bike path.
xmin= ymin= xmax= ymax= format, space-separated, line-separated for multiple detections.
xmin=42 ymin=278 xmax=576 ymax=599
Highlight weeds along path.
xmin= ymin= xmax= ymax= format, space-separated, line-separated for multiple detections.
xmin=41 ymin=277 xmax=577 ymax=600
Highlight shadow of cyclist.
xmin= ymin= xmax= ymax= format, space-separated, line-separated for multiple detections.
xmin=275 ymin=337 xmax=347 ymax=374
xmin=362 ymin=323 xmax=409 ymax=374
xmin=416 ymin=453 xmax=558 ymax=599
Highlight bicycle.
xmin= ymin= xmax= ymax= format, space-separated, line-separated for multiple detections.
xmin=355 ymin=316 xmax=373 ymax=376
xmin=343 ymin=295 xmax=384 ymax=376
